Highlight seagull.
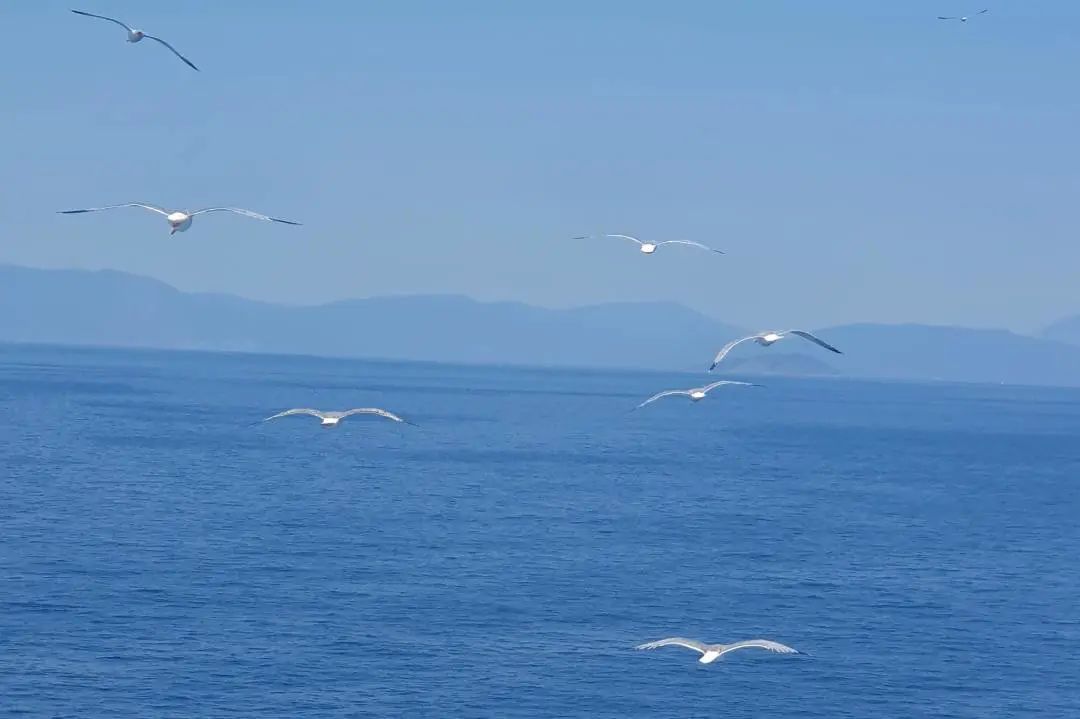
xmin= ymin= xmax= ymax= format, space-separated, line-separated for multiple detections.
xmin=261 ymin=408 xmax=417 ymax=428
xmin=634 ymin=380 xmax=756 ymax=410
xmin=573 ymin=234 xmax=723 ymax=255
xmin=71 ymin=10 xmax=199 ymax=71
xmin=709 ymin=330 xmax=841 ymax=372
xmin=635 ymin=637 xmax=800 ymax=664
xmin=937 ymin=9 xmax=989 ymax=22
xmin=58 ymin=203 xmax=301 ymax=235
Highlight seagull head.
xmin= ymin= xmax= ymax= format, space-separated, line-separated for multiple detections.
xmin=127 ymin=29 xmax=145 ymax=42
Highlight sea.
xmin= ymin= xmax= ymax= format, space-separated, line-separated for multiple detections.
xmin=1 ymin=343 xmax=1077 ymax=718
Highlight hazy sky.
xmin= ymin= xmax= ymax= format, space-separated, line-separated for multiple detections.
xmin=3 ymin=1 xmax=1079 ymax=332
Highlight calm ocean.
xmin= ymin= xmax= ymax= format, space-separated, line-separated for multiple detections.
xmin=1 ymin=344 xmax=1077 ymax=717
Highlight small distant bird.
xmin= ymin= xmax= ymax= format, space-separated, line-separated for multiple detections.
xmin=58 ymin=203 xmax=301 ymax=235
xmin=261 ymin=408 xmax=417 ymax=428
xmin=71 ymin=9 xmax=199 ymax=71
xmin=937 ymin=9 xmax=989 ymax=22
xmin=635 ymin=637 xmax=800 ymax=664
xmin=573 ymin=234 xmax=723 ymax=255
xmin=709 ymin=330 xmax=841 ymax=372
xmin=634 ymin=380 xmax=756 ymax=410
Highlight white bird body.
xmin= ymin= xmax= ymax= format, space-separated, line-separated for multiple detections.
xmin=574 ymin=234 xmax=723 ymax=256
xmin=756 ymin=332 xmax=785 ymax=346
xmin=699 ymin=650 xmax=722 ymax=664
xmin=636 ymin=637 xmax=799 ymax=664
xmin=634 ymin=380 xmax=756 ymax=410
xmin=261 ymin=407 xmax=417 ymax=428
xmin=58 ymin=202 xmax=301 ymax=235
xmin=167 ymin=211 xmax=192 ymax=234
xmin=126 ymin=29 xmax=145 ymax=42
xmin=709 ymin=329 xmax=842 ymax=371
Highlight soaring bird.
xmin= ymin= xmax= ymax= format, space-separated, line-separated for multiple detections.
xmin=58 ymin=203 xmax=300 ymax=235
xmin=261 ymin=408 xmax=417 ymax=428
xmin=937 ymin=9 xmax=989 ymax=22
xmin=634 ymin=380 xmax=756 ymax=410
xmin=709 ymin=330 xmax=841 ymax=372
xmin=573 ymin=234 xmax=723 ymax=255
xmin=635 ymin=637 xmax=799 ymax=664
xmin=71 ymin=9 xmax=199 ymax=71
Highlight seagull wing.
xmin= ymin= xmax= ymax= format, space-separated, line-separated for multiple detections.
xmin=143 ymin=34 xmax=199 ymax=71
xmin=71 ymin=9 xmax=134 ymax=33
xmin=786 ymin=330 xmax=842 ymax=354
xmin=573 ymin=233 xmax=644 ymax=245
xmin=189 ymin=207 xmax=301 ymax=225
xmin=708 ymin=335 xmax=757 ymax=371
xmin=635 ymin=638 xmax=709 ymax=655
xmin=937 ymin=16 xmax=958 ymax=20
xmin=262 ymin=408 xmax=325 ymax=422
xmin=634 ymin=390 xmax=691 ymax=410
xmin=701 ymin=380 xmax=756 ymax=394
xmin=58 ymin=202 xmax=170 ymax=216
xmin=977 ymin=9 xmax=989 ymax=14
xmin=339 ymin=408 xmax=418 ymax=426
xmin=655 ymin=240 xmax=724 ymax=254
xmin=717 ymin=639 xmax=799 ymax=656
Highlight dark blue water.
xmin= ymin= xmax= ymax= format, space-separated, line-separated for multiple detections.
xmin=1 ymin=344 xmax=1078 ymax=717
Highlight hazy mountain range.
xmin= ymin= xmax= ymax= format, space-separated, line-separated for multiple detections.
xmin=3 ymin=264 xmax=1080 ymax=386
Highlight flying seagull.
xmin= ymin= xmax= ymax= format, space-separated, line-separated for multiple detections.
xmin=58 ymin=203 xmax=301 ymax=235
xmin=937 ymin=9 xmax=989 ymax=21
xmin=634 ymin=380 xmax=756 ymax=410
xmin=261 ymin=408 xmax=417 ymax=428
xmin=635 ymin=637 xmax=799 ymax=664
xmin=573 ymin=234 xmax=723 ymax=255
xmin=71 ymin=9 xmax=199 ymax=71
xmin=709 ymin=330 xmax=841 ymax=372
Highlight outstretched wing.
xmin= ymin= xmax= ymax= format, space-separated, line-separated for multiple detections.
xmin=656 ymin=240 xmax=724 ymax=254
xmin=58 ymin=202 xmax=170 ymax=216
xmin=718 ymin=639 xmax=799 ymax=656
xmin=573 ymin=233 xmax=644 ymax=246
xmin=262 ymin=408 xmax=324 ymax=422
xmin=635 ymin=637 xmax=709 ymax=655
xmin=144 ymin=34 xmax=199 ymax=71
xmin=708 ymin=335 xmax=756 ymax=371
xmin=340 ymin=408 xmax=417 ymax=426
xmin=633 ymin=389 xmax=690 ymax=410
xmin=701 ymin=380 xmax=757 ymax=394
xmin=190 ymin=207 xmax=301 ymax=225
xmin=977 ymin=9 xmax=989 ymax=14
xmin=937 ymin=16 xmax=958 ymax=20
xmin=71 ymin=9 xmax=134 ymax=33
xmin=787 ymin=330 xmax=842 ymax=354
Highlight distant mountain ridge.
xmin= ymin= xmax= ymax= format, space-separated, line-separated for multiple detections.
xmin=1042 ymin=314 xmax=1080 ymax=348
xmin=4 ymin=264 xmax=1080 ymax=386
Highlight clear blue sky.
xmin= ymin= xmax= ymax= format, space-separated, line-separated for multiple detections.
xmin=3 ymin=1 xmax=1078 ymax=331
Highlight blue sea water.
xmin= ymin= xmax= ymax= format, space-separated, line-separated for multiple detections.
xmin=1 ymin=344 xmax=1078 ymax=718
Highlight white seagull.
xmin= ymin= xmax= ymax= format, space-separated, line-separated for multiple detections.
xmin=261 ymin=408 xmax=417 ymax=428
xmin=709 ymin=330 xmax=841 ymax=372
xmin=634 ymin=380 xmax=756 ymax=410
xmin=71 ymin=9 xmax=199 ymax=71
xmin=573 ymin=234 xmax=723 ymax=255
xmin=58 ymin=203 xmax=301 ymax=235
xmin=636 ymin=637 xmax=800 ymax=664
xmin=937 ymin=9 xmax=989 ymax=22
